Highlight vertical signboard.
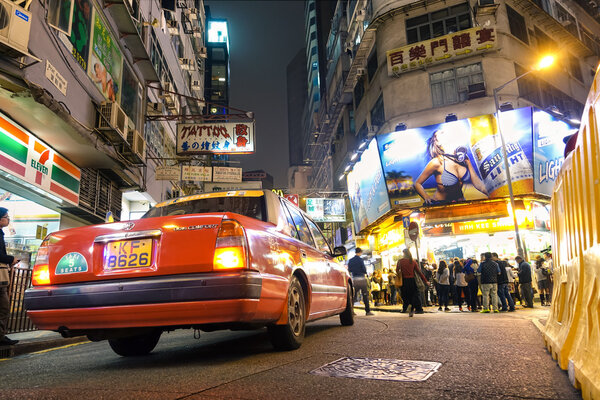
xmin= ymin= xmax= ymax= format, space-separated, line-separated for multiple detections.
xmin=89 ymin=10 xmax=122 ymax=102
xmin=346 ymin=139 xmax=391 ymax=232
xmin=68 ymin=0 xmax=93 ymax=71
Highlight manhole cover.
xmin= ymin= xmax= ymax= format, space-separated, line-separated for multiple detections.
xmin=310 ymin=357 xmax=441 ymax=382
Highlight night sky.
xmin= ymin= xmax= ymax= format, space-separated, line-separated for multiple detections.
xmin=205 ymin=1 xmax=306 ymax=188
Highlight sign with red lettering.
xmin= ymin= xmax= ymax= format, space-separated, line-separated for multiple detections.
xmin=176 ymin=122 xmax=255 ymax=155
xmin=386 ymin=26 xmax=496 ymax=76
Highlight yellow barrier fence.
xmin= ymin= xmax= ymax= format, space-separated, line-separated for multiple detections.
xmin=544 ymin=69 xmax=600 ymax=399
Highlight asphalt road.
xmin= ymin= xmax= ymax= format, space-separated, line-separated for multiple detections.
xmin=0 ymin=309 xmax=580 ymax=399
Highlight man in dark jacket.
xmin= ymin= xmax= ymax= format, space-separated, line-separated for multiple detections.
xmin=0 ymin=207 xmax=19 ymax=345
xmin=347 ymin=248 xmax=373 ymax=316
xmin=516 ymin=256 xmax=534 ymax=308
xmin=477 ymin=252 xmax=501 ymax=313
xmin=493 ymin=253 xmax=515 ymax=312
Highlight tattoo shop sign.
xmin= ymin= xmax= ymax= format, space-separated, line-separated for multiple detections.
xmin=176 ymin=122 xmax=255 ymax=155
xmin=386 ymin=26 xmax=497 ymax=76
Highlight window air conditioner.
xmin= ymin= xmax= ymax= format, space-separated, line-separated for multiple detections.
xmin=368 ymin=125 xmax=379 ymax=136
xmin=166 ymin=94 xmax=179 ymax=112
xmin=147 ymin=102 xmax=164 ymax=115
xmin=467 ymin=82 xmax=486 ymax=100
xmin=191 ymin=80 xmax=202 ymax=91
xmin=356 ymin=67 xmax=366 ymax=75
xmin=478 ymin=0 xmax=496 ymax=5
xmin=97 ymin=102 xmax=128 ymax=141
xmin=185 ymin=8 xmax=198 ymax=19
xmin=127 ymin=129 xmax=147 ymax=162
xmin=0 ymin=0 xmax=32 ymax=57
xmin=356 ymin=9 xmax=366 ymax=21
xmin=179 ymin=58 xmax=196 ymax=70
xmin=166 ymin=19 xmax=179 ymax=35
xmin=198 ymin=46 xmax=207 ymax=58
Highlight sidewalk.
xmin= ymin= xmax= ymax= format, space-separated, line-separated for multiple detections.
xmin=0 ymin=330 xmax=88 ymax=359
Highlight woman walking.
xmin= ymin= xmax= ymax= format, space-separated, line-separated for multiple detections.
xmin=397 ymin=248 xmax=429 ymax=317
xmin=453 ymin=260 xmax=469 ymax=311
xmin=437 ymin=260 xmax=451 ymax=311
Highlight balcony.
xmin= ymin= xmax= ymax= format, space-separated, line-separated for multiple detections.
xmin=103 ymin=0 xmax=160 ymax=82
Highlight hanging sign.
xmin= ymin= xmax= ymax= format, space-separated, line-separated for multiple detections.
xmin=155 ymin=166 xmax=180 ymax=181
xmin=182 ymin=166 xmax=212 ymax=181
xmin=213 ymin=166 xmax=242 ymax=183
xmin=176 ymin=122 xmax=255 ymax=155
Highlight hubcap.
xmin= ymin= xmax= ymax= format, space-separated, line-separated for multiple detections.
xmin=288 ymin=286 xmax=303 ymax=336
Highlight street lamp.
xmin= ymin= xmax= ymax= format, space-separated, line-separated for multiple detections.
xmin=493 ymin=55 xmax=555 ymax=258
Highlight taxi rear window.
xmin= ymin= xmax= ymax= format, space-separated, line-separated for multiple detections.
xmin=142 ymin=196 xmax=266 ymax=221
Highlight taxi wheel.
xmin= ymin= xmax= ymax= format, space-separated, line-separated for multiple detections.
xmin=339 ymin=283 xmax=355 ymax=326
xmin=108 ymin=330 xmax=162 ymax=357
xmin=268 ymin=276 xmax=305 ymax=350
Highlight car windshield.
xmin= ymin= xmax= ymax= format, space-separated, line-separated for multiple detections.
xmin=142 ymin=195 xmax=266 ymax=220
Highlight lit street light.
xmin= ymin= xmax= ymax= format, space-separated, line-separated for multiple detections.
xmin=493 ymin=55 xmax=555 ymax=258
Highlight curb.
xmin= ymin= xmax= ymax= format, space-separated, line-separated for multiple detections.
xmin=0 ymin=336 xmax=89 ymax=359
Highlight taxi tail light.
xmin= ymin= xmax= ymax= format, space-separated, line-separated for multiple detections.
xmin=32 ymin=238 xmax=51 ymax=286
xmin=213 ymin=219 xmax=248 ymax=270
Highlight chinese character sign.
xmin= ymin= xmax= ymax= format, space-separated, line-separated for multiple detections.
xmin=386 ymin=26 xmax=496 ymax=76
xmin=177 ymin=122 xmax=255 ymax=155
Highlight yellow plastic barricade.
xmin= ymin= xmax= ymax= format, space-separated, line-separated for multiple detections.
xmin=544 ymin=68 xmax=600 ymax=399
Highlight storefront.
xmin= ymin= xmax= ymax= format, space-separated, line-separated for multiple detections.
xmin=345 ymin=107 xmax=571 ymax=266
xmin=0 ymin=112 xmax=83 ymax=265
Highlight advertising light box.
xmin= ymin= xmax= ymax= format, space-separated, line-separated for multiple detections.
xmin=347 ymin=139 xmax=391 ymax=232
xmin=376 ymin=108 xmax=534 ymax=208
xmin=306 ymin=198 xmax=346 ymax=222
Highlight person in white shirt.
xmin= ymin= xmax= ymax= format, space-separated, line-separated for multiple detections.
xmin=436 ymin=260 xmax=450 ymax=311
xmin=453 ymin=260 xmax=469 ymax=311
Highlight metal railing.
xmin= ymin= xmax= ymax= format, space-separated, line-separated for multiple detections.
xmin=7 ymin=266 xmax=36 ymax=333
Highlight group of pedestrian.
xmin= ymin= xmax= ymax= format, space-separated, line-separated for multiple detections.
xmin=347 ymin=247 xmax=554 ymax=317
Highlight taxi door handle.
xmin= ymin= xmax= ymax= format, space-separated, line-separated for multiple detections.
xmin=300 ymin=250 xmax=307 ymax=258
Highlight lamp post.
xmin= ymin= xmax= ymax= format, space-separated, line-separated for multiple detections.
xmin=492 ymin=55 xmax=555 ymax=258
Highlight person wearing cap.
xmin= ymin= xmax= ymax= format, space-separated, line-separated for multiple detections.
xmin=516 ymin=256 xmax=534 ymax=308
xmin=0 ymin=207 xmax=19 ymax=346
xmin=347 ymin=248 xmax=374 ymax=316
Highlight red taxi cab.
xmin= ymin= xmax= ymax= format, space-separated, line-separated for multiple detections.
xmin=24 ymin=190 xmax=353 ymax=356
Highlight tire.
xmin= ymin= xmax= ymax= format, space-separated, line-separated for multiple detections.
xmin=268 ymin=276 xmax=306 ymax=350
xmin=108 ymin=330 xmax=162 ymax=357
xmin=339 ymin=282 xmax=355 ymax=326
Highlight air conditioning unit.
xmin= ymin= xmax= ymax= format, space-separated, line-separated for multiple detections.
xmin=198 ymin=46 xmax=207 ymax=58
xmin=160 ymin=82 xmax=176 ymax=106
xmin=166 ymin=94 xmax=179 ymax=112
xmin=559 ymin=18 xmax=572 ymax=27
xmin=126 ymin=129 xmax=147 ymax=163
xmin=191 ymin=80 xmax=202 ymax=91
xmin=166 ymin=19 xmax=179 ymax=35
xmin=97 ymin=102 xmax=128 ymax=142
xmin=147 ymin=102 xmax=164 ymax=115
xmin=356 ymin=67 xmax=366 ymax=76
xmin=185 ymin=8 xmax=198 ymax=19
xmin=356 ymin=9 xmax=367 ymax=21
xmin=192 ymin=26 xmax=202 ymax=38
xmin=0 ymin=0 xmax=32 ymax=57
xmin=478 ymin=0 xmax=496 ymax=5
xmin=179 ymin=57 xmax=196 ymax=70
xmin=368 ymin=125 xmax=379 ymax=136
xmin=467 ymin=82 xmax=486 ymax=99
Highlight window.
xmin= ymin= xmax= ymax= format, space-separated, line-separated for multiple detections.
xmin=367 ymin=49 xmax=378 ymax=81
xmin=280 ymin=200 xmax=300 ymax=240
xmin=310 ymin=31 xmax=317 ymax=41
xmin=534 ymin=27 xmax=557 ymax=54
xmin=143 ymin=196 xmax=265 ymax=220
xmin=305 ymin=217 xmax=331 ymax=253
xmin=506 ymin=6 xmax=529 ymax=44
xmin=567 ymin=54 xmax=583 ymax=82
xmin=310 ymin=46 xmax=317 ymax=56
xmin=430 ymin=63 xmax=483 ymax=106
xmin=370 ymin=94 xmax=385 ymax=127
xmin=554 ymin=3 xmax=578 ymax=37
xmin=286 ymin=204 xmax=314 ymax=246
xmin=406 ymin=4 xmax=471 ymax=44
xmin=356 ymin=121 xmax=367 ymax=140
xmin=48 ymin=0 xmax=74 ymax=35
xmin=354 ymin=76 xmax=365 ymax=107
xmin=312 ymin=61 xmax=318 ymax=70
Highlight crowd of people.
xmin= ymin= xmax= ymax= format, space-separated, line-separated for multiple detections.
xmin=348 ymin=247 xmax=554 ymax=317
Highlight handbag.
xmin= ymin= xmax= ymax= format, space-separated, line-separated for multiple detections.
xmin=465 ymin=272 xmax=475 ymax=283
xmin=371 ymin=282 xmax=381 ymax=292
xmin=395 ymin=273 xmax=403 ymax=287
xmin=0 ymin=263 xmax=9 ymax=287
xmin=414 ymin=262 xmax=425 ymax=291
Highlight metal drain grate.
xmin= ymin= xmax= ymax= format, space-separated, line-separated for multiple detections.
xmin=310 ymin=357 xmax=441 ymax=382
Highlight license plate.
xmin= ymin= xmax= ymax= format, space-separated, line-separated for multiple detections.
xmin=104 ymin=239 xmax=153 ymax=270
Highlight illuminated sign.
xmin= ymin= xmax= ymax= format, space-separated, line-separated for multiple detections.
xmin=306 ymin=198 xmax=346 ymax=222
xmin=452 ymin=217 xmax=533 ymax=235
xmin=386 ymin=26 xmax=497 ymax=76
xmin=176 ymin=122 xmax=255 ymax=155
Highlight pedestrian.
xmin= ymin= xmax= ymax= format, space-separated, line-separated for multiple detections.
xmin=436 ymin=260 xmax=450 ymax=312
xmin=429 ymin=263 xmax=437 ymax=306
xmin=505 ymin=259 xmax=519 ymax=307
xmin=477 ymin=252 xmax=501 ymax=313
xmin=397 ymin=248 xmax=429 ymax=317
xmin=388 ymin=269 xmax=398 ymax=305
xmin=464 ymin=258 xmax=478 ymax=312
xmin=347 ymin=248 xmax=374 ymax=316
xmin=453 ymin=260 xmax=469 ymax=311
xmin=544 ymin=251 xmax=554 ymax=303
xmin=420 ymin=259 xmax=432 ymax=307
xmin=493 ymin=253 xmax=515 ymax=312
xmin=516 ymin=256 xmax=534 ymax=308
xmin=534 ymin=257 xmax=551 ymax=306
xmin=371 ymin=270 xmax=383 ymax=306
xmin=0 ymin=207 xmax=19 ymax=346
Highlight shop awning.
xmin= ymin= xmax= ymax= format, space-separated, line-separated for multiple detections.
xmin=423 ymin=201 xmax=522 ymax=224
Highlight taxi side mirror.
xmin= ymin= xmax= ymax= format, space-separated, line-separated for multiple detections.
xmin=332 ymin=246 xmax=347 ymax=257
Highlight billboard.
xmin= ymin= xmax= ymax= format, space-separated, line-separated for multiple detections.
xmin=347 ymin=139 xmax=391 ymax=232
xmin=533 ymin=109 xmax=577 ymax=196
xmin=306 ymin=198 xmax=346 ymax=222
xmin=377 ymin=108 xmax=534 ymax=208
xmin=177 ymin=122 xmax=255 ymax=155
xmin=89 ymin=10 xmax=122 ymax=102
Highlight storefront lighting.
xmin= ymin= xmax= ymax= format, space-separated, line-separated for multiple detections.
xmin=358 ymin=140 xmax=367 ymax=150
xmin=569 ymin=118 xmax=581 ymax=125
xmin=494 ymin=54 xmax=555 ymax=258
xmin=339 ymin=174 xmax=346 ymax=181
xmin=344 ymin=164 xmax=351 ymax=172
xmin=351 ymin=152 xmax=358 ymax=161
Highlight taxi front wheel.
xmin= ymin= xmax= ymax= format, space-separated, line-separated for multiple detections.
xmin=268 ymin=276 xmax=305 ymax=350
xmin=108 ymin=329 xmax=162 ymax=357
xmin=339 ymin=283 xmax=355 ymax=326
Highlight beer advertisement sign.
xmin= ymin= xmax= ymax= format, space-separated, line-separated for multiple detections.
xmin=375 ymin=107 xmax=534 ymax=208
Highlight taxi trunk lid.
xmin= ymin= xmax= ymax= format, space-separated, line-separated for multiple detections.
xmin=44 ymin=214 xmax=225 ymax=285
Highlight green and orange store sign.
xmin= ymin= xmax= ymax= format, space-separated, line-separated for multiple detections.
xmin=0 ymin=113 xmax=80 ymax=206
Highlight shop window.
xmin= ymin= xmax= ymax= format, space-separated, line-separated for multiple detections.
xmin=47 ymin=0 xmax=74 ymax=35
xmin=430 ymin=62 xmax=483 ymax=106
xmin=367 ymin=49 xmax=378 ymax=81
xmin=506 ymin=6 xmax=529 ymax=44
xmin=370 ymin=94 xmax=385 ymax=127
xmin=406 ymin=3 xmax=471 ymax=44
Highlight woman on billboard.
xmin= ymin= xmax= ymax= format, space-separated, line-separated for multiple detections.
xmin=414 ymin=128 xmax=488 ymax=205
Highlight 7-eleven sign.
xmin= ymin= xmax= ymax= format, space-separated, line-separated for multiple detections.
xmin=0 ymin=113 xmax=80 ymax=205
